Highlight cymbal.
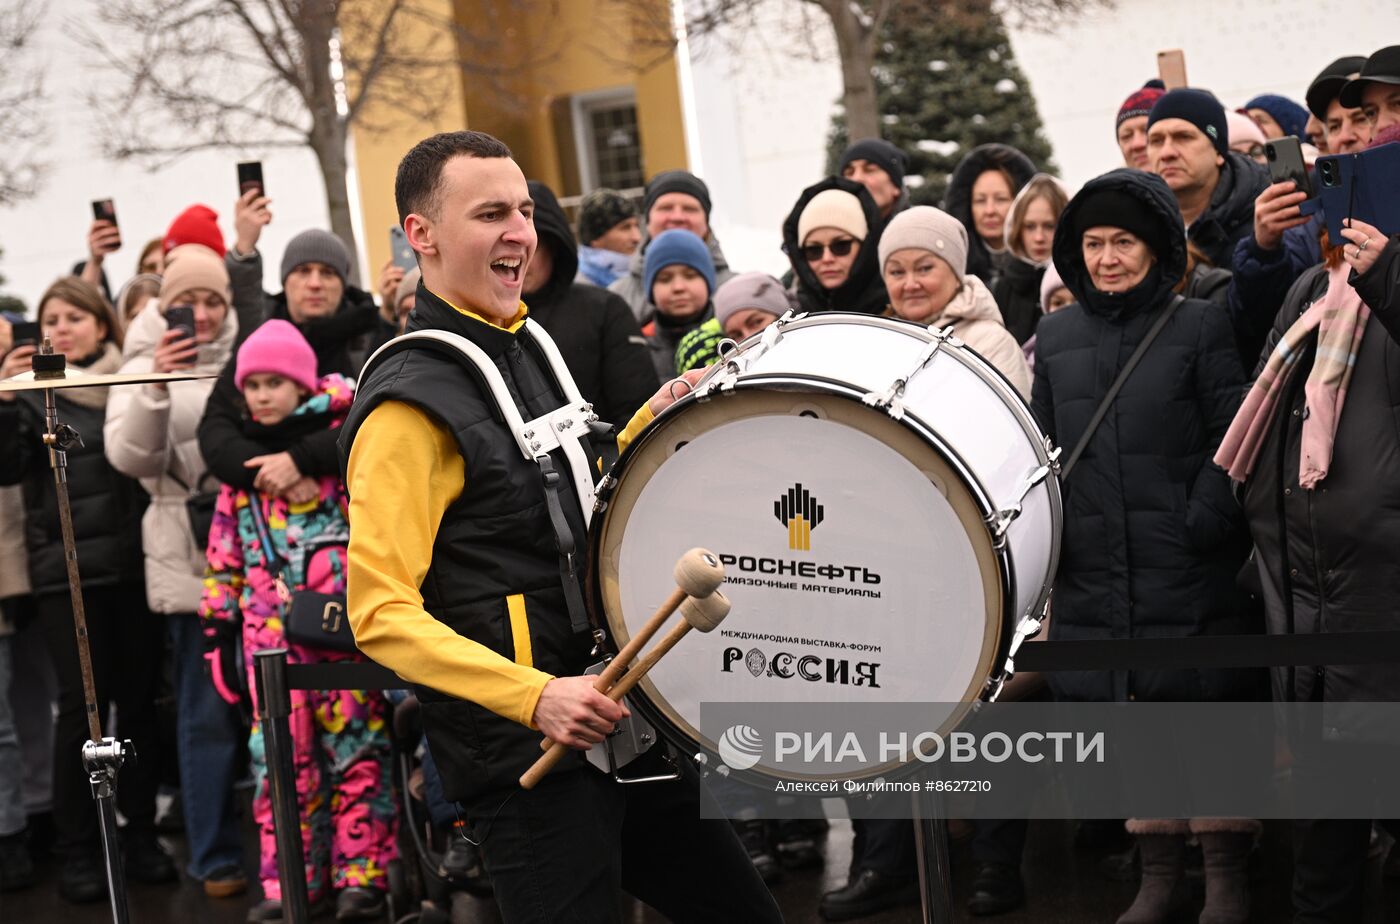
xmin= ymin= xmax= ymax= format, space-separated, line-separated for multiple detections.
xmin=0 ymin=369 xmax=216 ymax=393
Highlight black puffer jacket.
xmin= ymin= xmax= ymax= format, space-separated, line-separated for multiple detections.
xmin=524 ymin=182 xmax=660 ymax=426
xmin=1189 ymin=152 xmax=1270 ymax=271
xmin=782 ymin=176 xmax=888 ymax=315
xmin=990 ymin=258 xmax=1044 ymax=345
xmin=943 ymin=144 xmax=1037 ymax=288
xmin=1242 ymin=239 xmax=1400 ymax=714
xmin=0 ymin=390 xmax=146 ymax=597
xmin=1031 ymin=168 xmax=1262 ymax=703
xmin=197 ymin=284 xmax=378 ymax=491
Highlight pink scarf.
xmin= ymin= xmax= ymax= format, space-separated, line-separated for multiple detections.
xmin=1214 ymin=262 xmax=1368 ymax=489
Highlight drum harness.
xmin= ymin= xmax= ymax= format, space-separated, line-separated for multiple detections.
xmin=360 ymin=323 xmax=671 ymax=781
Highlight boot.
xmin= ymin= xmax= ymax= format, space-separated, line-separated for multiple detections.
xmin=1190 ymin=818 xmax=1259 ymax=924
xmin=1116 ymin=820 xmax=1189 ymax=924
xmin=734 ymin=819 xmax=781 ymax=884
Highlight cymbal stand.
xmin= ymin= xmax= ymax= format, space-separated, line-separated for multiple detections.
xmin=34 ymin=339 xmax=132 ymax=924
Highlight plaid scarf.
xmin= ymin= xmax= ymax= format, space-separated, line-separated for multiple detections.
xmin=1214 ymin=262 xmax=1368 ymax=488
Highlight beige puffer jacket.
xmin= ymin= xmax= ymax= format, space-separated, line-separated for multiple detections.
xmin=104 ymin=299 xmax=237 ymax=614
xmin=889 ymin=274 xmax=1033 ymax=401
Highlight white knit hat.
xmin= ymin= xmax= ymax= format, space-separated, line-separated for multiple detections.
xmin=797 ymin=189 xmax=869 ymax=244
xmin=877 ymin=206 xmax=969 ymax=280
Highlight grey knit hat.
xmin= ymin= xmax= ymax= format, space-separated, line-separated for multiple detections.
xmin=877 ymin=206 xmax=969 ymax=280
xmin=713 ymin=272 xmax=794 ymax=331
xmin=280 ymin=229 xmax=351 ymax=285
xmin=395 ymin=266 xmax=421 ymax=309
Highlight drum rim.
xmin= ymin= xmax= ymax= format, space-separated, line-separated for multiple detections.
xmin=588 ymin=376 xmax=1016 ymax=785
xmin=716 ymin=310 xmax=1062 ymax=623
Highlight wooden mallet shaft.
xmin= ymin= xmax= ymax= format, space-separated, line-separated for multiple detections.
xmin=520 ymin=591 xmax=729 ymax=789
xmin=536 ymin=548 xmax=724 ymax=751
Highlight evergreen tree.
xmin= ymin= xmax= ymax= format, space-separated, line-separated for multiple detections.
xmin=828 ymin=7 xmax=1056 ymax=206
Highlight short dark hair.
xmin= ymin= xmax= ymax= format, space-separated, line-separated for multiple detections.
xmin=395 ymin=131 xmax=513 ymax=225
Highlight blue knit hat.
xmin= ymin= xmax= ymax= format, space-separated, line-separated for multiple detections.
xmin=644 ymin=229 xmax=716 ymax=304
xmin=1243 ymin=94 xmax=1310 ymax=140
xmin=1148 ymin=88 xmax=1229 ymax=156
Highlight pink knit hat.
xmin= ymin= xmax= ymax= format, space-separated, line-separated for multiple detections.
xmin=235 ymin=319 xmax=318 ymax=393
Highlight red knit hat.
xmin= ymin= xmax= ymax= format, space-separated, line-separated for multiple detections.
xmin=235 ymin=319 xmax=318 ymax=393
xmin=163 ymin=205 xmax=226 ymax=257
xmin=1117 ymin=87 xmax=1166 ymax=131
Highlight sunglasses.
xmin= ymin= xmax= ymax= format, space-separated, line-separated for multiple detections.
xmin=801 ymin=238 xmax=857 ymax=262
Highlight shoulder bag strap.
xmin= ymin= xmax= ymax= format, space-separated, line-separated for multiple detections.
xmin=244 ymin=495 xmax=289 ymax=582
xmin=1060 ymin=295 xmax=1185 ymax=481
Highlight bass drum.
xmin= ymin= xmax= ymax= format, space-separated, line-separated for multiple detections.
xmin=588 ymin=313 xmax=1062 ymax=784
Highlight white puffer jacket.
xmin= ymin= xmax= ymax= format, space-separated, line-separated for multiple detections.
xmin=104 ymin=299 xmax=237 ymax=614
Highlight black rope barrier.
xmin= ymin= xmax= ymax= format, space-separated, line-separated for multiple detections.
xmin=279 ymin=629 xmax=1400 ymax=692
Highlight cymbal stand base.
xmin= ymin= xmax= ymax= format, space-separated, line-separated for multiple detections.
xmin=84 ymin=738 xmax=133 ymax=924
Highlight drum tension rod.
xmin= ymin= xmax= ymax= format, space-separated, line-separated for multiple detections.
xmin=989 ymin=446 xmax=1066 ymax=544
xmin=862 ymin=332 xmax=952 ymax=419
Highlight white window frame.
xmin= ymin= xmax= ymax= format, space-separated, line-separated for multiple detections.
xmin=570 ymin=86 xmax=641 ymax=193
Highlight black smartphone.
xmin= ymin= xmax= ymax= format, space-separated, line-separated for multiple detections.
xmin=389 ymin=225 xmax=416 ymax=271
xmin=1266 ymin=136 xmax=1313 ymax=197
xmin=91 ymin=198 xmax=117 ymax=226
xmin=89 ymin=199 xmax=121 ymax=254
xmin=165 ymin=305 xmax=196 ymax=343
xmin=11 ymin=321 xmax=40 ymax=347
xmin=237 ymin=161 xmax=265 ymax=198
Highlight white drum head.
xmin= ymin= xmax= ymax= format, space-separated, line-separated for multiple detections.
xmin=593 ymin=387 xmax=1004 ymax=782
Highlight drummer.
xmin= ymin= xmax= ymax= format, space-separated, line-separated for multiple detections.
xmin=879 ymin=206 xmax=1032 ymax=400
xmin=338 ymin=131 xmax=781 ymax=924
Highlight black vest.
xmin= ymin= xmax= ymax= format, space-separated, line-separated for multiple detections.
xmin=339 ymin=287 xmax=595 ymax=801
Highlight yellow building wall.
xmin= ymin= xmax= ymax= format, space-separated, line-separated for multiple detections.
xmin=343 ymin=0 xmax=471 ymax=282
xmin=348 ymin=0 xmax=686 ymax=277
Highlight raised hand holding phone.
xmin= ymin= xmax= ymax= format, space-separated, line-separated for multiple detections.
xmin=233 ymin=188 xmax=273 ymax=255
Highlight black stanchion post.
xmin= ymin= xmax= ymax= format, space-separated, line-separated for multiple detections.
xmin=254 ymin=648 xmax=311 ymax=924
xmin=912 ymin=789 xmax=954 ymax=924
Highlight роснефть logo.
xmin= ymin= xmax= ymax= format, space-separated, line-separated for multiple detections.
xmin=775 ymin=483 xmax=824 ymax=551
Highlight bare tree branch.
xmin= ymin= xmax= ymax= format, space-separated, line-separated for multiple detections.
xmin=0 ymin=0 xmax=50 ymax=206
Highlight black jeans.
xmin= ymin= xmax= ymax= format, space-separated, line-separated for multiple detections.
xmin=464 ymin=754 xmax=782 ymax=924
xmin=850 ymin=817 xmax=915 ymax=878
xmin=38 ymin=585 xmax=165 ymax=858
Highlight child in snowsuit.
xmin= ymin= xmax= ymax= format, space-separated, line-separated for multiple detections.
xmin=199 ymin=319 xmax=396 ymax=922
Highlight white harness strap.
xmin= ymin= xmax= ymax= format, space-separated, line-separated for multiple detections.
xmin=359 ymin=326 xmax=599 ymax=526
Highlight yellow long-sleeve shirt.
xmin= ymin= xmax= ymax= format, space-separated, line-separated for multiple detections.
xmin=345 ymin=325 xmax=654 ymax=731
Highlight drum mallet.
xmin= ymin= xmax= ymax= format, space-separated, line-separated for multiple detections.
xmin=520 ymin=590 xmax=731 ymax=789
xmin=585 ymin=548 xmax=724 ymax=698
xmin=532 ymin=548 xmax=722 ymax=754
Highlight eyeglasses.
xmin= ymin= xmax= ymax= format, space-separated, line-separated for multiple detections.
xmin=800 ymin=238 xmax=857 ymax=262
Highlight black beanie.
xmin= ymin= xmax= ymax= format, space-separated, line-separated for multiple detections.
xmin=1147 ymin=88 xmax=1229 ymax=156
xmin=1072 ymin=188 xmax=1171 ymax=262
xmin=840 ymin=138 xmax=908 ymax=189
xmin=642 ymin=171 xmax=712 ymax=223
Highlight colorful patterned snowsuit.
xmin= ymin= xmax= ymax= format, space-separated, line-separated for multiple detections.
xmin=199 ymin=376 xmax=396 ymax=901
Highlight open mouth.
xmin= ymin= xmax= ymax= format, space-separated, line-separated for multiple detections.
xmin=491 ymin=256 xmax=523 ymax=285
